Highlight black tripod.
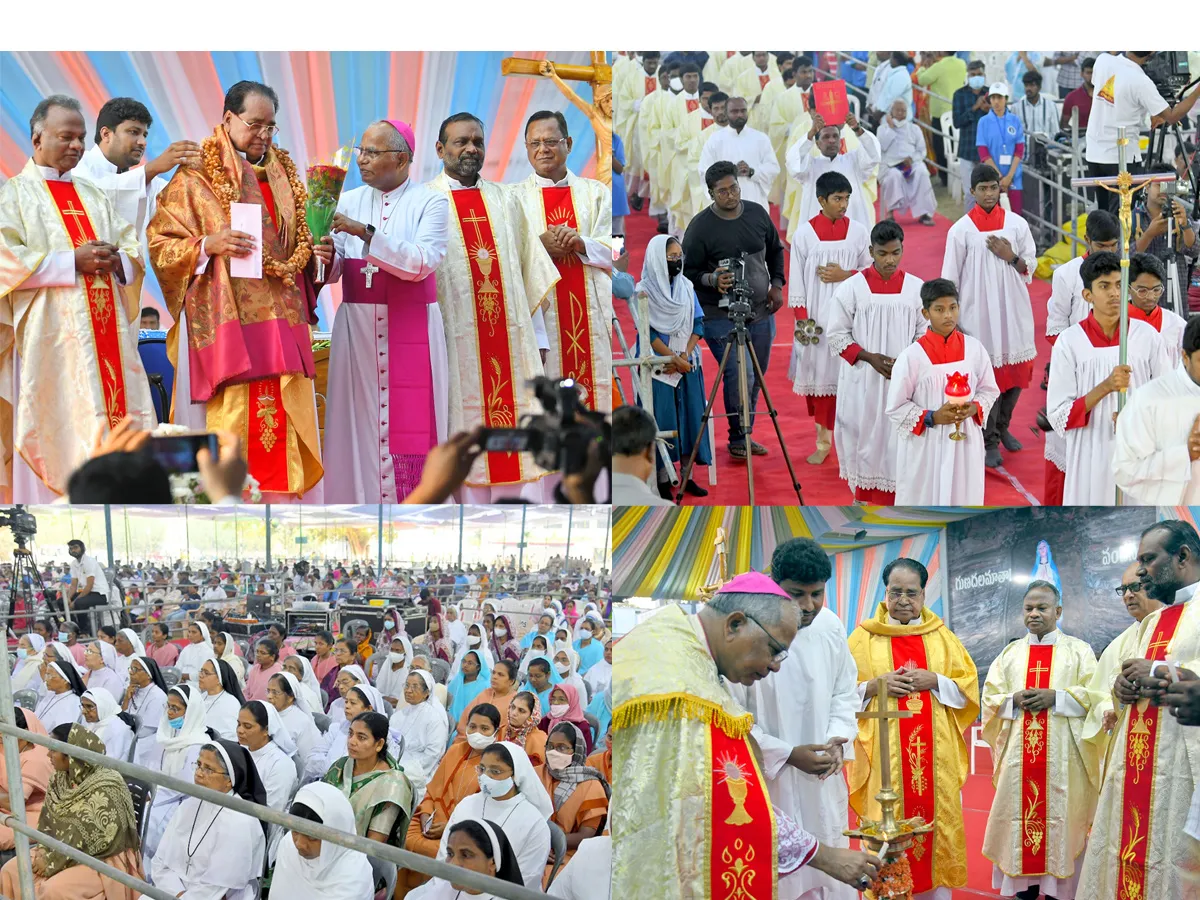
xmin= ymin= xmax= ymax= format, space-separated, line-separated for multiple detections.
xmin=4 ymin=534 xmax=55 ymax=643
xmin=676 ymin=303 xmax=803 ymax=507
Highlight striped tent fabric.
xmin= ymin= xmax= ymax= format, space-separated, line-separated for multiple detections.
xmin=1 ymin=50 xmax=603 ymax=330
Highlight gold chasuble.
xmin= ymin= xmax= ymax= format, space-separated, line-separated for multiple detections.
xmin=612 ymin=604 xmax=776 ymax=900
xmin=512 ymin=171 xmax=613 ymax=412
xmin=847 ymin=606 xmax=978 ymax=895
xmin=0 ymin=160 xmax=155 ymax=496
xmin=147 ymin=126 xmax=322 ymax=498
xmin=980 ymin=633 xmax=1099 ymax=883
xmin=1079 ymin=596 xmax=1200 ymax=900
xmin=426 ymin=173 xmax=558 ymax=487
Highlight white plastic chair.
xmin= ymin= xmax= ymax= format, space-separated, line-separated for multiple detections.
xmin=969 ymin=723 xmax=990 ymax=775
xmin=940 ymin=111 xmax=961 ymax=201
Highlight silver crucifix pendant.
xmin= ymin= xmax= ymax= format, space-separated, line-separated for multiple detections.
xmin=362 ymin=262 xmax=379 ymax=288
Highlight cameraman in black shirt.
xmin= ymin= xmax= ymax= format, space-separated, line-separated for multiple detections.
xmin=681 ymin=161 xmax=786 ymax=460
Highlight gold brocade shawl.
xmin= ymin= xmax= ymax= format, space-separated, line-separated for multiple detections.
xmin=980 ymin=633 xmax=1098 ymax=878
xmin=512 ymin=172 xmax=613 ymax=413
xmin=1081 ymin=619 xmax=1142 ymax=773
xmin=425 ymin=173 xmax=558 ymax=487
xmin=0 ymin=159 xmax=155 ymax=496
xmin=612 ymin=604 xmax=765 ymax=900
xmin=1078 ymin=599 xmax=1200 ymax=900
xmin=846 ymin=606 xmax=978 ymax=891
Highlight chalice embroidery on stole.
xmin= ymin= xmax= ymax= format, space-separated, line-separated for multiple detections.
xmin=1024 ymin=713 xmax=1045 ymax=760
xmin=1127 ymin=705 xmax=1153 ymax=786
xmin=716 ymin=753 xmax=755 ymax=825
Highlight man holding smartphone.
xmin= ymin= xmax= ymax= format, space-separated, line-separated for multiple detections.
xmin=66 ymin=539 xmax=110 ymax=633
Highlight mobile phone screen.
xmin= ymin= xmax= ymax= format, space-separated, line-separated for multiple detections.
xmin=483 ymin=429 xmax=532 ymax=453
xmin=147 ymin=434 xmax=220 ymax=475
xmin=612 ymin=236 xmax=625 ymax=261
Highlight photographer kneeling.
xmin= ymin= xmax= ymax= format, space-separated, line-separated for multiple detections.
xmin=682 ymin=160 xmax=786 ymax=462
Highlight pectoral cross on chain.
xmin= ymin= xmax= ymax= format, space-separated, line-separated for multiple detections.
xmin=1029 ymin=659 xmax=1050 ymax=689
xmin=362 ymin=262 xmax=379 ymax=288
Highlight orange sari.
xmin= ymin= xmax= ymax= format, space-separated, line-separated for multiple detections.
xmin=399 ymin=741 xmax=482 ymax=893
xmin=537 ymin=764 xmax=609 ymax=881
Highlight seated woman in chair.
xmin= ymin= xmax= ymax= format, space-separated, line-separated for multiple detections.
xmin=0 ymin=709 xmax=53 ymax=852
xmin=536 ymin=722 xmax=610 ymax=883
xmin=79 ymin=689 xmax=136 ymax=762
xmin=0 ymin=724 xmax=144 ymax=900
xmin=408 ymin=817 xmax=526 ymax=900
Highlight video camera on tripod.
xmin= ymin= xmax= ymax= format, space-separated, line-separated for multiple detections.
xmin=0 ymin=505 xmax=37 ymax=545
xmin=716 ymin=253 xmax=754 ymax=319
xmin=1144 ymin=52 xmax=1192 ymax=102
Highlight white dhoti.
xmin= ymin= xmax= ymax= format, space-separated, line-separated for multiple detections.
xmin=879 ymin=165 xmax=936 ymax=219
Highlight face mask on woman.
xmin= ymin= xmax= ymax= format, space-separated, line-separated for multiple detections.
xmin=466 ymin=731 xmax=496 ymax=751
xmin=468 ymin=635 xmax=481 ymax=646
xmin=58 ymin=632 xmax=69 ymax=642
xmin=545 ymin=749 xmax=573 ymax=771
xmin=477 ymin=773 xmax=514 ymax=797
xmin=168 ymin=715 xmax=185 ymax=730
xmin=549 ymin=703 xmax=569 ymax=718
xmin=16 ymin=648 xmax=27 ymax=660
xmin=666 ymin=260 xmax=683 ymax=278
xmin=494 ymin=626 xmax=508 ymax=638
xmin=388 ymin=652 xmax=406 ymax=665
xmin=556 ymin=662 xmax=570 ymax=675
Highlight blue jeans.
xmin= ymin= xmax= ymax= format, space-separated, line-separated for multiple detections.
xmin=702 ymin=314 xmax=775 ymax=445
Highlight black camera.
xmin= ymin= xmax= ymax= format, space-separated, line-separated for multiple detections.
xmin=717 ymin=253 xmax=754 ymax=319
xmin=1143 ymin=52 xmax=1191 ymax=101
xmin=0 ymin=505 xmax=37 ymax=541
xmin=481 ymin=376 xmax=610 ymax=477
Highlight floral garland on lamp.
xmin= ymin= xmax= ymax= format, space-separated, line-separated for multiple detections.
xmin=201 ymin=135 xmax=313 ymax=287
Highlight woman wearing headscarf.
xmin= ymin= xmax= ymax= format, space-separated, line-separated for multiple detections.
xmin=537 ymin=721 xmax=610 ymax=873
xmin=112 ymin=628 xmax=145 ymax=685
xmin=354 ymin=624 xmax=376 ymax=668
xmin=636 ymin=232 xmax=712 ymax=496
xmin=198 ymin=656 xmax=246 ymax=741
xmin=176 ymin=620 xmax=215 ymax=683
xmin=237 ymin=700 xmax=298 ymax=862
xmin=328 ymin=662 xmax=370 ymax=725
xmin=407 ymin=817 xmax=525 ymax=900
xmin=423 ymin=611 xmax=454 ymax=663
xmin=322 ymin=710 xmax=414 ymax=851
xmin=520 ymin=612 xmax=556 ymax=652
xmin=45 ymin=640 xmax=85 ymax=678
xmin=213 ymin=630 xmax=246 ymax=686
xmin=307 ymin=683 xmax=396 ymax=784
xmin=123 ymin=655 xmax=169 ymax=746
xmin=518 ymin=634 xmax=553 ymax=679
xmin=582 ymin=637 xmax=613 ymax=698
xmin=455 ymin=659 xmax=519 ymax=740
xmin=34 ymin=659 xmax=85 ymax=732
xmin=80 ymin=688 xmax=136 ymax=762
xmin=562 ymin=597 xmax=580 ymax=630
xmin=572 ymin=613 xmax=606 ymax=674
xmin=244 ymin=637 xmax=284 ymax=701
xmin=439 ymin=741 xmax=552 ymax=889
xmin=143 ymin=683 xmax=217 ymax=860
xmin=447 ymin=648 xmax=493 ymax=734
xmin=283 ymin=654 xmax=324 ymax=708
xmin=269 ymin=672 xmax=323 ymax=767
xmin=445 ymin=603 xmax=468 ymax=653
xmin=373 ymin=631 xmax=413 ymax=708
xmin=552 ymin=645 xmax=588 ymax=703
xmin=539 ymin=683 xmax=594 ymax=754
xmin=391 ymin=669 xmax=450 ymax=800
xmin=271 ymin=782 xmax=374 ymax=899
xmin=11 ymin=632 xmax=46 ymax=694
xmin=0 ymin=724 xmax=144 ymax=899
xmin=0 ymin=709 xmax=53 ymax=852
xmin=151 ymin=739 xmax=268 ymax=899
xmin=450 ymin=623 xmax=494 ymax=680
xmin=489 ymin=614 xmax=521 ymax=664
xmin=81 ymin=639 xmax=125 ymax=702
xmin=504 ymin=691 xmax=547 ymax=767
xmin=319 ymin=637 xmax=359 ymax=710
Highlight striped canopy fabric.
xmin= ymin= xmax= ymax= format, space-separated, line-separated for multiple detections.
xmin=1 ymin=50 xmax=603 ymax=330
xmin=613 ymin=505 xmax=988 ymax=628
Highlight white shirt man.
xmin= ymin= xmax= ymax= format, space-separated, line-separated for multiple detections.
xmin=876 ymin=104 xmax=937 ymax=223
xmin=70 ymin=551 xmax=110 ymax=599
xmin=1085 ymin=53 xmax=1169 ymax=165
xmin=699 ymin=120 xmax=779 ymax=210
xmin=74 ymin=144 xmax=170 ymax=241
xmin=1113 ymin=354 xmax=1200 ymax=504
xmin=787 ymin=124 xmax=881 ymax=229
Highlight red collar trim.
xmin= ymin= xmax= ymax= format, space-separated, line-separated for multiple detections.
xmin=918 ymin=328 xmax=965 ymax=364
xmin=862 ymin=266 xmax=906 ymax=294
xmin=1081 ymin=311 xmax=1121 ymax=347
xmin=809 ymin=213 xmax=850 ymax=242
xmin=968 ymin=203 xmax=1006 ymax=232
xmin=1129 ymin=303 xmax=1163 ymax=331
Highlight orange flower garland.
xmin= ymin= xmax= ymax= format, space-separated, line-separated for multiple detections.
xmin=201 ymin=135 xmax=313 ymax=287
xmin=868 ymin=854 xmax=915 ymax=899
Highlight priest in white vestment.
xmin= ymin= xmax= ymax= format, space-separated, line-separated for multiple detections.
xmin=512 ymin=111 xmax=613 ymax=412
xmin=426 ymin=113 xmax=559 ymax=502
xmin=941 ymin=163 xmax=1037 ymax=470
xmin=0 ymin=96 xmax=156 ymax=501
xmin=314 ymin=119 xmax=449 ymax=502
xmin=786 ymin=113 xmax=880 ymax=231
xmin=1047 ymin=252 xmax=1170 ymax=505
xmin=678 ymin=93 xmax=725 ymax=231
xmin=731 ymin=52 xmax=783 ymax=133
xmin=729 ymin=537 xmax=860 ymax=900
xmin=699 ymin=97 xmax=780 ymax=211
xmin=637 ymin=68 xmax=678 ymax=220
xmin=876 ymin=100 xmax=937 ymax=226
xmin=613 ymin=54 xmax=660 ymax=207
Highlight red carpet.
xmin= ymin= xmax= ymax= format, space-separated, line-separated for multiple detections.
xmin=614 ymin=201 xmax=1054 ymax=506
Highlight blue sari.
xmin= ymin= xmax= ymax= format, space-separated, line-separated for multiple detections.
xmin=521 ymin=624 xmax=554 ymax=651
xmin=524 ymin=652 xmax=563 ymax=712
xmin=585 ymin=688 xmax=611 ymax=745
xmin=573 ymin=637 xmax=604 ymax=674
xmin=446 ymin=649 xmax=491 ymax=728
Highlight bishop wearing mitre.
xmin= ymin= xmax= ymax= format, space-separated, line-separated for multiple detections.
xmin=148 ymin=80 xmax=323 ymax=500
xmin=0 ymin=96 xmax=155 ymax=500
xmin=847 ymin=557 xmax=978 ymax=900
xmin=981 ymin=581 xmax=1099 ymax=900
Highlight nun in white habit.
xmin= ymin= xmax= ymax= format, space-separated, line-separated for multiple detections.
xmin=391 ymin=669 xmax=449 ymax=800
xmin=270 ymin=782 xmax=375 ymax=900
xmin=306 ymin=682 xmax=397 ymax=783
xmin=176 ymin=620 xmax=215 ymax=683
xmin=373 ymin=631 xmax=414 ymax=708
xmin=80 ymin=688 xmax=135 ymax=762
xmin=407 ymin=817 xmax=527 ymax=900
xmin=449 ymin=623 xmax=494 ymax=680
xmin=446 ymin=603 xmax=469 ymax=653
xmin=126 ymin=655 xmax=170 ymax=744
xmin=439 ymin=741 xmax=553 ymax=889
xmin=34 ymin=660 xmax=85 ymax=732
xmin=82 ymin=639 xmax=126 ymax=702
xmin=150 ymin=738 xmax=267 ymax=900
xmin=271 ymin=671 xmax=323 ymax=768
xmin=198 ymin=656 xmax=246 ymax=741
xmin=143 ymin=683 xmax=216 ymax=860
xmin=11 ymin=633 xmax=45 ymax=694
xmin=114 ymin=628 xmax=146 ymax=684
xmin=237 ymin=699 xmax=299 ymax=863
xmin=327 ymin=663 xmax=369 ymax=726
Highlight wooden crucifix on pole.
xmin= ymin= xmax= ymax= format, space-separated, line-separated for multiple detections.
xmin=502 ymin=53 xmax=613 ymax=186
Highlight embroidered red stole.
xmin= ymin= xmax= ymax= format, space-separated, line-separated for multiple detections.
xmin=1020 ymin=643 xmax=1054 ymax=875
xmin=686 ymin=98 xmax=700 ymax=113
xmin=759 ymin=73 xmax=771 ymax=90
xmin=448 ymin=188 xmax=521 ymax=484
xmin=44 ymin=179 xmax=128 ymax=428
xmin=891 ymin=634 xmax=936 ymax=894
xmin=709 ymin=725 xmax=776 ymax=900
xmin=645 ymin=75 xmax=656 ymax=95
xmin=1117 ymin=602 xmax=1186 ymax=900
xmin=540 ymin=185 xmax=598 ymax=408
xmin=245 ymin=377 xmax=289 ymax=492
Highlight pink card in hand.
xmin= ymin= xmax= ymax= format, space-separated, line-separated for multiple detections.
xmin=229 ymin=202 xmax=262 ymax=280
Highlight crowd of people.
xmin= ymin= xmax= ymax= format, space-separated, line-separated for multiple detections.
xmin=612 ymin=50 xmax=1200 ymax=507
xmin=2 ymin=557 xmax=614 ymax=898
xmin=614 ymin=520 xmax=1200 ymax=900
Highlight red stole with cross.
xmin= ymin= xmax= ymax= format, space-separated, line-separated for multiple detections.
xmin=709 ymin=725 xmax=777 ymax=899
xmin=892 ymin=634 xmax=936 ymax=894
xmin=448 ymin=188 xmax=522 ymax=484
xmin=44 ymin=179 xmax=128 ymax=428
xmin=1117 ymin=602 xmax=1186 ymax=900
xmin=1020 ymin=643 xmax=1054 ymax=875
xmin=539 ymin=185 xmax=597 ymax=408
